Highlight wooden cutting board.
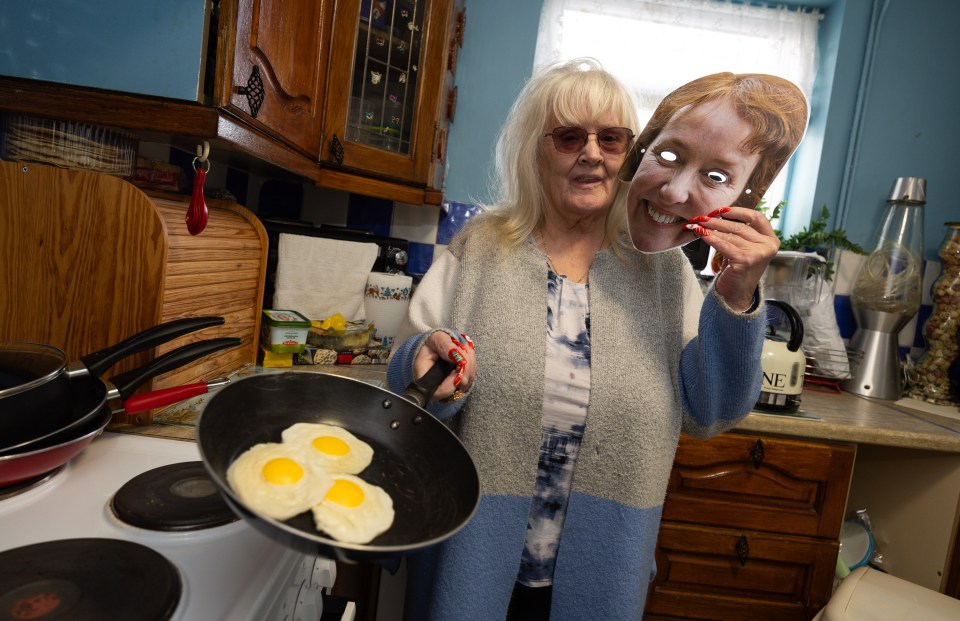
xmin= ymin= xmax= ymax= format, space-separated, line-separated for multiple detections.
xmin=0 ymin=161 xmax=267 ymax=421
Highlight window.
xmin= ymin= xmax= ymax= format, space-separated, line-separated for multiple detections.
xmin=535 ymin=0 xmax=822 ymax=209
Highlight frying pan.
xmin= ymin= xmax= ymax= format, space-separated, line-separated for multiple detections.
xmin=0 ymin=338 xmax=240 ymax=486
xmin=198 ymin=363 xmax=480 ymax=563
xmin=0 ymin=317 xmax=232 ymax=454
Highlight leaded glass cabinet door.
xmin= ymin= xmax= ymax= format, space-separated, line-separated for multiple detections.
xmin=323 ymin=0 xmax=453 ymax=186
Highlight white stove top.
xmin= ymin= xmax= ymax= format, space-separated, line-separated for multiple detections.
xmin=0 ymin=432 xmax=342 ymax=620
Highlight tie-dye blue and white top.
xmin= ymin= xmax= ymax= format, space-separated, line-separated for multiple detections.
xmin=517 ymin=270 xmax=591 ymax=587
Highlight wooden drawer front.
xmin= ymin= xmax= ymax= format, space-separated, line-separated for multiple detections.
xmin=665 ymin=434 xmax=855 ymax=538
xmin=646 ymin=523 xmax=836 ymax=621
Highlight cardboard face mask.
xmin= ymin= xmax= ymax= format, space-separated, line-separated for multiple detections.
xmin=622 ymin=73 xmax=808 ymax=254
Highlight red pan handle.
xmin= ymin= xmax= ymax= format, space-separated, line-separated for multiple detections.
xmin=78 ymin=316 xmax=226 ymax=379
xmin=122 ymin=377 xmax=231 ymax=414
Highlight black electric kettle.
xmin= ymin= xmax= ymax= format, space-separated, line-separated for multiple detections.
xmin=755 ymin=299 xmax=805 ymax=413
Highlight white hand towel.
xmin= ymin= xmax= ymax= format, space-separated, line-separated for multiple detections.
xmin=273 ymin=233 xmax=379 ymax=321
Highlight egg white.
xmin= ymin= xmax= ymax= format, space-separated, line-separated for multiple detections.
xmin=227 ymin=442 xmax=332 ymax=521
xmin=281 ymin=422 xmax=374 ymax=475
xmin=311 ymin=473 xmax=395 ymax=544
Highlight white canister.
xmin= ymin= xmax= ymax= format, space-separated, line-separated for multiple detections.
xmin=364 ymin=272 xmax=413 ymax=347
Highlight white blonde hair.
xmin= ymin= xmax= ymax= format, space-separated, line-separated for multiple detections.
xmin=481 ymin=58 xmax=640 ymax=252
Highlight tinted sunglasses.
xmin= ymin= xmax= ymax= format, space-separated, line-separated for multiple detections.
xmin=543 ymin=126 xmax=635 ymax=154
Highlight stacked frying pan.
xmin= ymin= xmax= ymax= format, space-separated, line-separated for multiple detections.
xmin=0 ymin=317 xmax=239 ymax=487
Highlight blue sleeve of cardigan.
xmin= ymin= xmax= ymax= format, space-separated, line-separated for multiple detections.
xmin=678 ymin=289 xmax=766 ymax=438
xmin=386 ymin=329 xmax=468 ymax=421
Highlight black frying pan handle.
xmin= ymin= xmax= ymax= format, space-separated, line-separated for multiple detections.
xmin=402 ymin=359 xmax=458 ymax=408
xmin=107 ymin=337 xmax=241 ymax=400
xmin=79 ymin=316 xmax=225 ymax=378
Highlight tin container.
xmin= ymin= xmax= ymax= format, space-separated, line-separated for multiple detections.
xmin=260 ymin=310 xmax=311 ymax=353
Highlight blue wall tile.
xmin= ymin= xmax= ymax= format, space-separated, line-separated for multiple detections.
xmin=438 ymin=201 xmax=482 ymax=245
xmin=407 ymin=242 xmax=435 ymax=276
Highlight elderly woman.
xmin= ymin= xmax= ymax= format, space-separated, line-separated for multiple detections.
xmin=386 ymin=60 xmax=807 ymax=620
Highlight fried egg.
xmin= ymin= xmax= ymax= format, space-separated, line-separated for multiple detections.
xmin=281 ymin=423 xmax=374 ymax=475
xmin=311 ymin=474 xmax=395 ymax=544
xmin=227 ymin=442 xmax=332 ymax=521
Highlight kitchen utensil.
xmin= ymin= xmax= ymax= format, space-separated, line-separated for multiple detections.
xmin=0 ymin=338 xmax=240 ymax=484
xmin=120 ymin=378 xmax=231 ymax=415
xmin=843 ymin=177 xmax=926 ymax=400
xmin=364 ymin=271 xmax=413 ymax=347
xmin=186 ymin=156 xmax=209 ymax=235
xmin=0 ymin=405 xmax=112 ymax=487
xmin=0 ymin=318 xmax=239 ymax=455
xmin=197 ymin=362 xmax=480 ymax=563
xmin=0 ymin=316 xmax=223 ymax=439
xmin=756 ymin=299 xmax=806 ymax=413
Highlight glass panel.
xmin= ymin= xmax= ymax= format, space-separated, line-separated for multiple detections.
xmin=346 ymin=0 xmax=426 ymax=154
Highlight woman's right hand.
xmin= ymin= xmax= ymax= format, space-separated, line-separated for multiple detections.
xmin=414 ymin=330 xmax=477 ymax=401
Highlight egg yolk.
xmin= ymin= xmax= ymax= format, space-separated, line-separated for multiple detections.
xmin=262 ymin=457 xmax=304 ymax=485
xmin=325 ymin=479 xmax=365 ymax=507
xmin=313 ymin=435 xmax=350 ymax=456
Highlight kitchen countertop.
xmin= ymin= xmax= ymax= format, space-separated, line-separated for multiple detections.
xmin=109 ymin=365 xmax=960 ymax=453
xmin=738 ymin=389 xmax=960 ymax=452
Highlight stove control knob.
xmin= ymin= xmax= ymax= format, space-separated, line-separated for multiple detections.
xmin=310 ymin=558 xmax=337 ymax=592
xmin=294 ymin=586 xmax=324 ymax=621
xmin=386 ymin=247 xmax=408 ymax=267
xmin=280 ymin=582 xmax=324 ymax=621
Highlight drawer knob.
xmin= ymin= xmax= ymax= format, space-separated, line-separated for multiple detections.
xmin=736 ymin=534 xmax=750 ymax=565
xmin=751 ymin=438 xmax=765 ymax=469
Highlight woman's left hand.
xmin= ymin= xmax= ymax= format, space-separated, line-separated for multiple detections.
xmin=687 ymin=206 xmax=779 ymax=312
xmin=413 ymin=331 xmax=477 ymax=401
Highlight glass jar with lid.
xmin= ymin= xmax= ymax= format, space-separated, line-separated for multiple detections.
xmin=908 ymin=222 xmax=960 ymax=405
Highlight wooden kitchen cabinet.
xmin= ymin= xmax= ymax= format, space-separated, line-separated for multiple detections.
xmin=644 ymin=433 xmax=856 ymax=621
xmin=319 ymin=0 xmax=459 ymax=195
xmin=216 ymin=0 xmax=335 ymax=158
xmin=0 ymin=0 xmax=463 ymax=205
xmin=216 ymin=0 xmax=461 ymax=201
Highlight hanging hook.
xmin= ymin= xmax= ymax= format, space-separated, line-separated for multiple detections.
xmin=196 ymin=140 xmax=210 ymax=163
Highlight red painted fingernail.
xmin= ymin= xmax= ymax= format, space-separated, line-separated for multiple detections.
xmin=707 ymin=207 xmax=731 ymax=217
xmin=687 ymin=215 xmax=710 ymax=224
xmin=460 ymin=334 xmax=475 ymax=350
xmin=695 ymin=225 xmax=710 ymax=237
xmin=448 ymin=348 xmax=465 ymax=363
xmin=454 ymin=368 xmax=465 ymax=386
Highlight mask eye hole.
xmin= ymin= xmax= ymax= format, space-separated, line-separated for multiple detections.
xmin=707 ymin=170 xmax=729 ymax=184
xmin=659 ymin=150 xmax=678 ymax=162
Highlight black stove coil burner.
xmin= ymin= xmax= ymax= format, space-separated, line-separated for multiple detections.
xmin=110 ymin=461 xmax=238 ymax=531
xmin=0 ymin=538 xmax=181 ymax=621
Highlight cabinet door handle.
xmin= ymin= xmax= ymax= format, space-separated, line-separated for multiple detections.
xmin=751 ymin=438 xmax=765 ymax=469
xmin=330 ymin=134 xmax=344 ymax=166
xmin=235 ymin=65 xmax=265 ymax=119
xmin=736 ymin=534 xmax=750 ymax=566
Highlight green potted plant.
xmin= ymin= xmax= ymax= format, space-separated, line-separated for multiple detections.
xmin=761 ymin=201 xmax=867 ymax=281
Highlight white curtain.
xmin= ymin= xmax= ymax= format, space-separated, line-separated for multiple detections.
xmin=535 ymin=0 xmax=821 ymax=148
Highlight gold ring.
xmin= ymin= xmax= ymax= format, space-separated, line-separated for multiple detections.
xmin=439 ymin=390 xmax=467 ymax=403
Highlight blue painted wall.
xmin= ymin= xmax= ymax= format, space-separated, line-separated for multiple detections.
xmin=0 ymin=0 xmax=209 ymax=101
xmin=831 ymin=0 xmax=960 ymax=261
xmin=443 ymin=0 xmax=543 ymax=206
xmin=443 ymin=0 xmax=959 ymax=261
